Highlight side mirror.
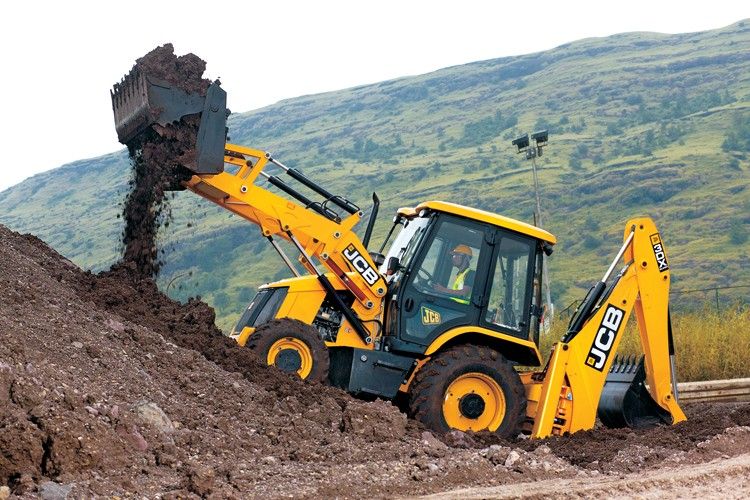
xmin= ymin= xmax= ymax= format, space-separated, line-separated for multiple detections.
xmin=386 ymin=256 xmax=401 ymax=275
xmin=369 ymin=252 xmax=385 ymax=268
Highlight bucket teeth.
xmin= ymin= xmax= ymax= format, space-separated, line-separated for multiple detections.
xmin=630 ymin=355 xmax=641 ymax=373
xmin=111 ymin=70 xmax=144 ymax=111
xmin=110 ymin=69 xmax=153 ymax=145
xmin=110 ymin=68 xmax=210 ymax=146
xmin=609 ymin=354 xmax=644 ymax=374
xmin=612 ymin=355 xmax=621 ymax=371
xmin=111 ymin=69 xmax=143 ymax=104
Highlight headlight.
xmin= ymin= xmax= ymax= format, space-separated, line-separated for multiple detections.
xmin=233 ymin=287 xmax=288 ymax=332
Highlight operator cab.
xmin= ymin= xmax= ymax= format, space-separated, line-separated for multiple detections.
xmin=380 ymin=201 xmax=556 ymax=363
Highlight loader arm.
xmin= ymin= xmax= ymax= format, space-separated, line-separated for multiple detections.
xmin=182 ymin=143 xmax=387 ymax=345
xmin=110 ymin=69 xmax=385 ymax=346
xmin=528 ymin=217 xmax=686 ymax=438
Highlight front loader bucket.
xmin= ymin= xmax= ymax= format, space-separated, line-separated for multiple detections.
xmin=598 ymin=356 xmax=673 ymax=429
xmin=110 ymin=69 xmax=228 ymax=174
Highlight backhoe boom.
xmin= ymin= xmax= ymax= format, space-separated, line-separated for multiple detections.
xmin=528 ymin=217 xmax=686 ymax=438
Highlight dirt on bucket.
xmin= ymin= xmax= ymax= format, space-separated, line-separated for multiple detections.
xmin=118 ymin=44 xmax=211 ymax=278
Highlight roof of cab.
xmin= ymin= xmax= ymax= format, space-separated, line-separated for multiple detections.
xmin=408 ymin=200 xmax=557 ymax=244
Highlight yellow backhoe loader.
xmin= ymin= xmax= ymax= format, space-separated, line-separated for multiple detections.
xmin=111 ymin=71 xmax=686 ymax=438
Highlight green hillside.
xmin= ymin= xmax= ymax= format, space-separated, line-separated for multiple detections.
xmin=1 ymin=21 xmax=749 ymax=331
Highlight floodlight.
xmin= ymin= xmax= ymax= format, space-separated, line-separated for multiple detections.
xmin=531 ymin=130 xmax=548 ymax=146
xmin=512 ymin=134 xmax=529 ymax=152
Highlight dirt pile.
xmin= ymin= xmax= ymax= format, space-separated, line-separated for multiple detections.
xmin=0 ymin=224 xmax=416 ymax=497
xmin=3 ymin=224 xmax=750 ymax=498
xmin=118 ymin=44 xmax=210 ymax=278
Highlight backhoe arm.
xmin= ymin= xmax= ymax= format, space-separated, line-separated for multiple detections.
xmin=528 ymin=217 xmax=686 ymax=438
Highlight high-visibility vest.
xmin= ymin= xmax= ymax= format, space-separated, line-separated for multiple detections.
xmin=451 ymin=268 xmax=471 ymax=305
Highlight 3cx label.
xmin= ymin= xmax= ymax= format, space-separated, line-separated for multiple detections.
xmin=650 ymin=233 xmax=669 ymax=272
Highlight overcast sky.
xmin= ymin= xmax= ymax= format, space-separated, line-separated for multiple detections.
xmin=0 ymin=1 xmax=747 ymax=192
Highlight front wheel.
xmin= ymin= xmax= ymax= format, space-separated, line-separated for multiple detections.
xmin=247 ymin=318 xmax=330 ymax=382
xmin=408 ymin=344 xmax=526 ymax=437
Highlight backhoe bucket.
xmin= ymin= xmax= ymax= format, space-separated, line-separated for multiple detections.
xmin=597 ymin=356 xmax=672 ymax=428
xmin=110 ymin=69 xmax=227 ymax=174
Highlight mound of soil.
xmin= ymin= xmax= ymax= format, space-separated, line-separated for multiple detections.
xmin=0 ymin=225 xmax=415 ymax=497
xmin=2 ymin=224 xmax=750 ymax=498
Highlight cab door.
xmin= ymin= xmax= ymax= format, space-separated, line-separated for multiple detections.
xmin=396 ymin=215 xmax=492 ymax=349
xmin=479 ymin=231 xmax=537 ymax=342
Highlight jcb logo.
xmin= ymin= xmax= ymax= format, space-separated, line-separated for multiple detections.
xmin=650 ymin=234 xmax=669 ymax=272
xmin=586 ymin=305 xmax=625 ymax=371
xmin=421 ymin=306 xmax=442 ymax=325
xmin=343 ymin=245 xmax=380 ymax=286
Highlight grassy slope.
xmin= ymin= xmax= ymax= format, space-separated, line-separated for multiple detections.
xmin=1 ymin=21 xmax=749 ymax=331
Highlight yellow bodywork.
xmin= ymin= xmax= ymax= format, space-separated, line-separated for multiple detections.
xmin=230 ymin=274 xmax=370 ymax=350
xmin=424 ymin=326 xmax=542 ymax=363
xmin=209 ymin=144 xmax=544 ymax=361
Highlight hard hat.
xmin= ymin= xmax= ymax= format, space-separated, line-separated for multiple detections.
xmin=452 ymin=244 xmax=473 ymax=257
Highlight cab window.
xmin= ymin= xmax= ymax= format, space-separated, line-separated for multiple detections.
xmin=412 ymin=219 xmax=483 ymax=305
xmin=485 ymin=235 xmax=533 ymax=332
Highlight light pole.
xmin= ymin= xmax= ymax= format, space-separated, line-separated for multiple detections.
xmin=512 ymin=130 xmax=548 ymax=226
xmin=512 ymin=130 xmax=553 ymax=329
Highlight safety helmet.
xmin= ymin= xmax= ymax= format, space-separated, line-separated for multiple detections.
xmin=452 ymin=244 xmax=473 ymax=257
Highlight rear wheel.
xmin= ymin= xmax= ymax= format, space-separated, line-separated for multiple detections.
xmin=247 ymin=318 xmax=329 ymax=382
xmin=409 ymin=344 xmax=526 ymax=437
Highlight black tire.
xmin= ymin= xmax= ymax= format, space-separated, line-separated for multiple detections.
xmin=409 ymin=344 xmax=526 ymax=438
xmin=247 ymin=318 xmax=330 ymax=383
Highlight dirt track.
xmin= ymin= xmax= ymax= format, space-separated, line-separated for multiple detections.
xmin=2 ymin=223 xmax=750 ymax=498
xmin=421 ymin=452 xmax=750 ymax=499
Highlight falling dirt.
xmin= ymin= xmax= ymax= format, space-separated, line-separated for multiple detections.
xmin=2 ymin=223 xmax=750 ymax=498
xmin=118 ymin=44 xmax=210 ymax=278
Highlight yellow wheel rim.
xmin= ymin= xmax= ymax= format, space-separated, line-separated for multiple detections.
xmin=267 ymin=337 xmax=314 ymax=379
xmin=443 ymin=372 xmax=506 ymax=432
